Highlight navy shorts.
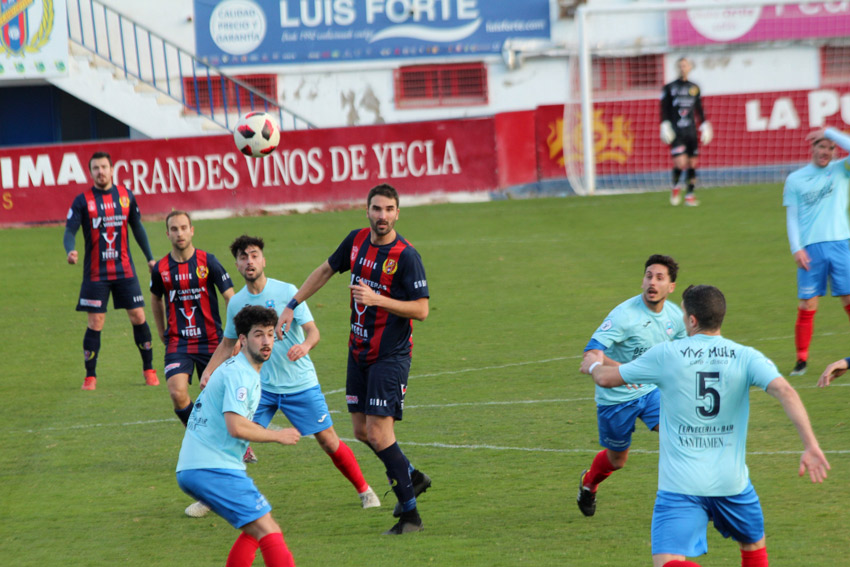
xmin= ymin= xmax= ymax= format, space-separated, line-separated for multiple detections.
xmin=76 ymin=277 xmax=144 ymax=313
xmin=164 ymin=351 xmax=212 ymax=381
xmin=346 ymin=352 xmax=411 ymax=420
xmin=670 ymin=131 xmax=699 ymax=158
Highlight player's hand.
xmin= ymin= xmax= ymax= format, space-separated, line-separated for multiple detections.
xmin=275 ymin=427 xmax=301 ymax=445
xmin=660 ymin=121 xmax=676 ymax=144
xmin=699 ymin=121 xmax=713 ymax=145
xmin=199 ymin=370 xmax=213 ymax=389
xmin=147 ymin=259 xmax=157 ymax=273
xmin=793 ymin=249 xmax=811 ymax=271
xmin=67 ymin=250 xmax=78 ymax=264
xmin=805 ymin=128 xmax=828 ymax=145
xmin=818 ymin=359 xmax=848 ymax=387
xmin=580 ymin=351 xmax=603 ymax=375
xmin=287 ymin=343 xmax=308 ymax=362
xmin=350 ymin=280 xmax=380 ymax=307
xmin=799 ymin=445 xmax=830 ymax=483
xmin=276 ymin=308 xmax=294 ymax=340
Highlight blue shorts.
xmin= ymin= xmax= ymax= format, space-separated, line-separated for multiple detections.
xmin=346 ymin=353 xmax=410 ymax=420
xmin=597 ymin=388 xmax=660 ymax=451
xmin=797 ymin=240 xmax=850 ymax=299
xmin=253 ymin=385 xmax=333 ymax=436
xmin=651 ymin=482 xmax=765 ymax=557
xmin=77 ymin=277 xmax=145 ymax=312
xmin=176 ymin=468 xmax=272 ymax=528
xmin=164 ymin=351 xmax=212 ymax=381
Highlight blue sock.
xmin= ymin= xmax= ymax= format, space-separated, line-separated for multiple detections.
xmin=376 ymin=442 xmax=416 ymax=512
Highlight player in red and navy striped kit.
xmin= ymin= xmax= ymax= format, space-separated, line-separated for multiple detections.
xmin=150 ymin=211 xmax=234 ymax=427
xmin=64 ymin=152 xmax=159 ymax=391
xmin=277 ymin=184 xmax=431 ymax=535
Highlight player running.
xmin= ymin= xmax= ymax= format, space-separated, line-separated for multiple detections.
xmin=660 ymin=57 xmax=712 ymax=207
xmin=783 ymin=127 xmax=850 ymax=377
xmin=176 ymin=305 xmax=301 ymax=567
xmin=577 ymin=255 xmax=686 ymax=517
xmin=150 ymin=210 xmax=234 ymax=426
xmin=64 ymin=151 xmax=158 ymax=390
xmin=197 ymin=235 xmax=380 ymax=518
xmin=582 ymin=284 xmax=829 ymax=567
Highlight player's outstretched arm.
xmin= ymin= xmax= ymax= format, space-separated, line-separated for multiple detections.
xmin=766 ymin=377 xmax=830 ymax=483
xmin=199 ymin=336 xmax=238 ymax=389
xmin=818 ymin=358 xmax=849 ymax=387
xmin=276 ymin=261 xmax=335 ymax=339
xmin=580 ymin=353 xmax=626 ymax=388
xmin=225 ymin=412 xmax=301 ymax=445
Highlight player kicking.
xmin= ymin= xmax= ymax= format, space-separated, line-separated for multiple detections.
xmin=660 ymin=57 xmax=712 ymax=207
xmin=176 ymin=305 xmax=301 ymax=567
xmin=64 ymin=151 xmax=159 ymax=390
xmin=150 ymin=210 xmax=234 ymax=426
xmin=582 ymin=284 xmax=829 ymax=567
xmin=197 ymin=235 xmax=379 ymax=518
xmin=577 ymin=255 xmax=686 ymax=517
xmin=783 ymin=127 xmax=850 ymax=377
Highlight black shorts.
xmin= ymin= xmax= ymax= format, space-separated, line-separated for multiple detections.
xmin=164 ymin=351 xmax=212 ymax=381
xmin=346 ymin=352 xmax=411 ymax=420
xmin=670 ymin=131 xmax=699 ymax=158
xmin=76 ymin=277 xmax=145 ymax=313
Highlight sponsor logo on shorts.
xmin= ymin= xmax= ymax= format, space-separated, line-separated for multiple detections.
xmin=317 ymin=414 xmax=328 ymax=423
xmin=346 ymin=395 xmax=358 ymax=404
xmin=80 ymin=298 xmax=103 ymax=307
xmin=165 ymin=363 xmax=182 ymax=372
xmin=369 ymin=398 xmax=387 ymax=407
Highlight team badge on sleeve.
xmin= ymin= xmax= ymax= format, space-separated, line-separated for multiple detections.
xmin=599 ymin=319 xmax=613 ymax=332
xmin=236 ymin=387 xmax=248 ymax=401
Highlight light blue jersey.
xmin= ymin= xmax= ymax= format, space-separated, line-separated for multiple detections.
xmin=226 ymin=279 xmax=319 ymax=395
xmin=783 ymin=129 xmax=850 ymax=250
xmin=176 ymin=352 xmax=262 ymax=472
xmin=588 ymin=294 xmax=687 ymax=406
xmin=619 ymin=334 xmax=780 ymax=496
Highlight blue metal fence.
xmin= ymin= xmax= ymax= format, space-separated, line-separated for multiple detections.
xmin=65 ymin=0 xmax=314 ymax=133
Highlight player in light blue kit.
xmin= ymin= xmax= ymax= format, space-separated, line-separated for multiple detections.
xmin=582 ymin=285 xmax=830 ymax=567
xmin=577 ymin=255 xmax=687 ymax=517
xmin=196 ymin=236 xmax=379 ymax=518
xmin=177 ymin=305 xmax=301 ymax=567
xmin=784 ymin=127 xmax=850 ymax=377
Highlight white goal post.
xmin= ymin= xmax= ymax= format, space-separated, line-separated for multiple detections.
xmin=568 ymin=0 xmax=850 ymax=195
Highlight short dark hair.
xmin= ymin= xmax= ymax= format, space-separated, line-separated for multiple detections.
xmin=367 ymin=184 xmax=399 ymax=208
xmin=89 ymin=151 xmax=113 ymax=168
xmin=230 ymin=235 xmax=265 ymax=258
xmin=233 ymin=305 xmax=278 ymax=338
xmin=682 ymin=285 xmax=726 ymax=331
xmin=645 ymin=254 xmax=679 ymax=282
xmin=165 ymin=210 xmax=191 ymax=229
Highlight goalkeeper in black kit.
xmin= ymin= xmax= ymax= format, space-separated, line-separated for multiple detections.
xmin=660 ymin=57 xmax=713 ymax=207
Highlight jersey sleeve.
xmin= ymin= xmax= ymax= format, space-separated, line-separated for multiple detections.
xmin=589 ymin=306 xmax=628 ymax=349
xmin=150 ymin=264 xmax=164 ymax=297
xmin=327 ymin=230 xmax=358 ymax=274
xmin=659 ymin=84 xmax=672 ymax=123
xmin=399 ymin=246 xmax=429 ymax=300
xmin=619 ymin=342 xmax=666 ymax=385
xmin=64 ymin=195 xmax=84 ymax=241
xmin=223 ymin=296 xmax=239 ymax=339
xmin=208 ymin=254 xmax=234 ymax=293
xmin=293 ymin=300 xmax=314 ymax=326
xmin=694 ymin=86 xmax=706 ymax=122
xmin=127 ymin=194 xmax=154 ymax=262
xmin=221 ymin=362 xmax=253 ymax=417
xmin=746 ymin=347 xmax=781 ymax=391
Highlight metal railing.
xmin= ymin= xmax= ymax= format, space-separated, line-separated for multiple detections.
xmin=65 ymin=0 xmax=314 ymax=133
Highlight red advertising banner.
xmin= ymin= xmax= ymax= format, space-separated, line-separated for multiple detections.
xmin=0 ymin=118 xmax=497 ymax=225
xmin=536 ymin=87 xmax=850 ymax=179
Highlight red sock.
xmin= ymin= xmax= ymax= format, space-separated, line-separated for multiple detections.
xmin=259 ymin=533 xmax=295 ymax=567
xmin=795 ymin=308 xmax=816 ymax=361
xmin=584 ymin=449 xmax=615 ymax=491
xmin=741 ymin=547 xmax=768 ymax=567
xmin=663 ymin=561 xmax=702 ymax=567
xmin=329 ymin=440 xmax=369 ymax=493
xmin=226 ymin=533 xmax=259 ymax=567
xmin=844 ymin=303 xmax=850 ymax=321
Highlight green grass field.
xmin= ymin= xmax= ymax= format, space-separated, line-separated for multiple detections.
xmin=2 ymin=184 xmax=849 ymax=566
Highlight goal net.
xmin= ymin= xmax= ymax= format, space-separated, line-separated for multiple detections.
xmin=564 ymin=0 xmax=850 ymax=195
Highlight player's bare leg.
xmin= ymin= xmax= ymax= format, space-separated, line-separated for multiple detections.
xmin=168 ymin=372 xmax=193 ymax=424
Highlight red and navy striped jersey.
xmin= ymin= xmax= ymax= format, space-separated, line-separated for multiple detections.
xmin=65 ymin=185 xmax=139 ymax=282
xmin=150 ymin=250 xmax=234 ymax=355
xmin=328 ymin=228 xmax=429 ymax=364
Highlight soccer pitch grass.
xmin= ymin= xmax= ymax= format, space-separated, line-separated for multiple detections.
xmin=2 ymin=184 xmax=849 ymax=566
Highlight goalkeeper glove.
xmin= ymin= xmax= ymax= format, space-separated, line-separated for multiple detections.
xmin=699 ymin=121 xmax=714 ymax=145
xmin=660 ymin=121 xmax=676 ymax=144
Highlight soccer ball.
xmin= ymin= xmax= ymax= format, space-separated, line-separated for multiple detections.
xmin=233 ymin=112 xmax=280 ymax=158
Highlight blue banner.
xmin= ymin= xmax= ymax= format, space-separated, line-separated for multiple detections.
xmin=194 ymin=0 xmax=551 ymax=66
